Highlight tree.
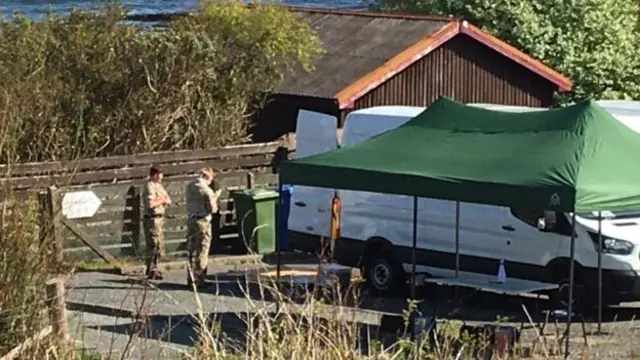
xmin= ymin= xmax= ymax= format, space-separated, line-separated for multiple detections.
xmin=373 ymin=0 xmax=640 ymax=103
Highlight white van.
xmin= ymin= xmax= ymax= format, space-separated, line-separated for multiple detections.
xmin=287 ymin=103 xmax=640 ymax=306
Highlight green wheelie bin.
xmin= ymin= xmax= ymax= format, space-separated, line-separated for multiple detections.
xmin=231 ymin=188 xmax=279 ymax=254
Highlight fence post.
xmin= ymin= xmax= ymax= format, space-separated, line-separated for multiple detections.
xmin=45 ymin=186 xmax=63 ymax=263
xmin=37 ymin=191 xmax=49 ymax=244
xmin=138 ymin=184 xmax=146 ymax=258
xmin=246 ymin=172 xmax=254 ymax=189
xmin=128 ymin=185 xmax=142 ymax=256
xmin=45 ymin=277 xmax=69 ymax=345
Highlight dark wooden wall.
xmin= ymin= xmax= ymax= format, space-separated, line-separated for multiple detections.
xmin=352 ymin=34 xmax=556 ymax=110
xmin=251 ymin=94 xmax=339 ymax=143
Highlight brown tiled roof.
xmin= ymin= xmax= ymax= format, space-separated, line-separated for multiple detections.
xmin=275 ymin=7 xmax=573 ymax=109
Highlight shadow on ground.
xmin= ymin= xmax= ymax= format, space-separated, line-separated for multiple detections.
xmin=87 ymin=313 xmax=243 ymax=348
xmin=77 ymin=267 xmax=640 ymax=360
xmin=86 ymin=310 xmax=388 ymax=353
xmin=100 ymin=274 xmax=640 ymax=327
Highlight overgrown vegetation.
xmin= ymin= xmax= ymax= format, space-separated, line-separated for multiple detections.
xmin=372 ymin=0 xmax=640 ymax=104
xmin=0 ymin=192 xmax=66 ymax=357
xmin=0 ymin=1 xmax=323 ymax=163
xmin=0 ymin=0 xmax=322 ymax=356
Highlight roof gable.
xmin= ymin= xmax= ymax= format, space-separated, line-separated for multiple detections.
xmin=275 ymin=7 xmax=572 ymax=109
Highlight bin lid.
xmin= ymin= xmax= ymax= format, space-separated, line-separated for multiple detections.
xmin=237 ymin=188 xmax=279 ymax=200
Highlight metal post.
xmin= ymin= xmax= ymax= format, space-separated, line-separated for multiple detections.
xmin=246 ymin=172 xmax=255 ymax=189
xmin=330 ymin=190 xmax=339 ymax=263
xmin=276 ymin=183 xmax=283 ymax=290
xmin=564 ymin=213 xmax=576 ymax=360
xmin=455 ymin=201 xmax=460 ymax=278
xmin=411 ymin=196 xmax=418 ymax=300
xmin=597 ymin=211 xmax=603 ymax=334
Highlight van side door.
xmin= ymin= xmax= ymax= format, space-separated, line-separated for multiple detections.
xmin=458 ymin=203 xmax=514 ymax=271
xmin=287 ymin=110 xmax=338 ymax=238
xmin=505 ymin=208 xmax=565 ymax=272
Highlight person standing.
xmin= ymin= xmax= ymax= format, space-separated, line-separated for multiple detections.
xmin=143 ymin=166 xmax=171 ymax=280
xmin=185 ymin=167 xmax=222 ymax=287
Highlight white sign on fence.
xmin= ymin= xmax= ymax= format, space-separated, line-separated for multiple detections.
xmin=61 ymin=191 xmax=102 ymax=220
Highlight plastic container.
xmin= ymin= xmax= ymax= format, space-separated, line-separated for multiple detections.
xmin=232 ymin=188 xmax=279 ymax=254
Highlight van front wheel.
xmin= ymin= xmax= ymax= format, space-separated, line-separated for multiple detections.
xmin=363 ymin=253 xmax=405 ymax=295
xmin=551 ymin=277 xmax=590 ymax=313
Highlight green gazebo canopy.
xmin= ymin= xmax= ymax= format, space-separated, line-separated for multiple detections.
xmin=279 ymin=97 xmax=640 ymax=212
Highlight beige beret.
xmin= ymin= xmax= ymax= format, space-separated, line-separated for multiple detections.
xmin=199 ymin=167 xmax=214 ymax=177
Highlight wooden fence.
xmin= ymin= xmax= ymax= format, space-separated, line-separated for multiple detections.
xmin=2 ymin=139 xmax=293 ymax=262
xmin=0 ymin=140 xmax=291 ymax=189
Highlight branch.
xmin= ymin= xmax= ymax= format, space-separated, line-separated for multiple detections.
xmin=141 ymin=62 xmax=158 ymax=94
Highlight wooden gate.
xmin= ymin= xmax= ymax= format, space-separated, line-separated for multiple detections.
xmin=44 ymin=171 xmax=278 ymax=268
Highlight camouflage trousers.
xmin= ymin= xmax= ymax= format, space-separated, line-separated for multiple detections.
xmin=186 ymin=216 xmax=212 ymax=284
xmin=143 ymin=216 xmax=165 ymax=274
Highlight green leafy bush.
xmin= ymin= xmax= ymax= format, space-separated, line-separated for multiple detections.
xmin=0 ymin=1 xmax=323 ymax=163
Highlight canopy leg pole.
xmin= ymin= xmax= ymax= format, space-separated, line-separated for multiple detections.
xmin=410 ymin=197 xmax=420 ymax=346
xmin=330 ymin=190 xmax=338 ymax=263
xmin=411 ymin=196 xmax=418 ymax=300
xmin=276 ymin=183 xmax=283 ymax=299
xmin=597 ymin=211 xmax=603 ymax=334
xmin=455 ymin=201 xmax=460 ymax=299
xmin=455 ymin=201 xmax=460 ymax=278
xmin=564 ymin=213 xmax=576 ymax=360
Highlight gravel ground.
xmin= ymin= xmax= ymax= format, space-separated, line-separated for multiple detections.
xmin=66 ymin=263 xmax=640 ymax=359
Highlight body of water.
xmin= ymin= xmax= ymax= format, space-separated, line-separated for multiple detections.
xmin=0 ymin=0 xmax=363 ymax=20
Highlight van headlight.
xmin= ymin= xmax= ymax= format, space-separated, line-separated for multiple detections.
xmin=588 ymin=232 xmax=634 ymax=255
xmin=603 ymin=238 xmax=634 ymax=255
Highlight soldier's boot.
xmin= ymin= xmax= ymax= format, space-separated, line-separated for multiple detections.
xmin=186 ymin=270 xmax=198 ymax=288
xmin=148 ymin=269 xmax=164 ymax=280
xmin=187 ymin=271 xmax=207 ymax=290
xmin=147 ymin=257 xmax=164 ymax=280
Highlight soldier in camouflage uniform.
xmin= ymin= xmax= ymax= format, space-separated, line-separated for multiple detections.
xmin=185 ymin=167 xmax=221 ymax=288
xmin=143 ymin=166 xmax=171 ymax=280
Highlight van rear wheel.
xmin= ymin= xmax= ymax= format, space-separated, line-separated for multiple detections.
xmin=363 ymin=251 xmax=405 ymax=295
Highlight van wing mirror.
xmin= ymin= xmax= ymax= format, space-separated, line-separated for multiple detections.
xmin=537 ymin=211 xmax=556 ymax=232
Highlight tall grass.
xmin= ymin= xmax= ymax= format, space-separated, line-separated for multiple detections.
xmin=177 ymin=266 xmax=607 ymax=360
xmin=0 ymin=1 xmax=322 ymax=351
xmin=0 ymin=191 xmax=70 ymax=358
